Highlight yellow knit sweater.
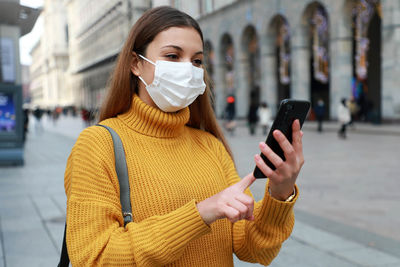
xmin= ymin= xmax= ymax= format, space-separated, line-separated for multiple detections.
xmin=64 ymin=95 xmax=298 ymax=266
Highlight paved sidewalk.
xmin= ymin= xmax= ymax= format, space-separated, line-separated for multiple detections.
xmin=242 ymin=220 xmax=400 ymax=267
xmin=231 ymin=119 xmax=400 ymax=137
xmin=0 ymin=115 xmax=399 ymax=266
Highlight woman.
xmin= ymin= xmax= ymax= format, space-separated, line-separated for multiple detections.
xmin=64 ymin=6 xmax=304 ymax=266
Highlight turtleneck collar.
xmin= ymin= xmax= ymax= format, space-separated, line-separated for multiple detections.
xmin=118 ymin=95 xmax=190 ymax=138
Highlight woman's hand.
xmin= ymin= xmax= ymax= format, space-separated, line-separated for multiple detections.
xmin=254 ymin=119 xmax=304 ymax=201
xmin=197 ymin=174 xmax=256 ymax=225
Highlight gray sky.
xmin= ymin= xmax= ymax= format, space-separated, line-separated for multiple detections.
xmin=19 ymin=0 xmax=43 ymax=65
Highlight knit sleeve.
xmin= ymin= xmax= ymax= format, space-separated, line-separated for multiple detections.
xmin=214 ymin=139 xmax=297 ymax=266
xmin=65 ymin=126 xmax=211 ymax=266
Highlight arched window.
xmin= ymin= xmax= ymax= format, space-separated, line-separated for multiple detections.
xmin=351 ymin=0 xmax=381 ymax=122
xmin=303 ymin=2 xmax=330 ymax=119
xmin=269 ymin=15 xmax=291 ymax=104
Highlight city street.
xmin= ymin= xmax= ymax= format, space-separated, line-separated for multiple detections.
xmin=0 ymin=115 xmax=400 ymax=267
xmin=2 ymin=0 xmax=400 ymax=266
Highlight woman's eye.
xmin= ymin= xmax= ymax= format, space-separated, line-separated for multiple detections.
xmin=165 ymin=54 xmax=178 ymax=60
xmin=193 ymin=59 xmax=202 ymax=66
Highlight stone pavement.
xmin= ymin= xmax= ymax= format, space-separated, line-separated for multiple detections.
xmin=0 ymin=115 xmax=399 ymax=267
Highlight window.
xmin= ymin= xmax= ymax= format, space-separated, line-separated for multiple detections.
xmin=65 ymin=25 xmax=69 ymax=44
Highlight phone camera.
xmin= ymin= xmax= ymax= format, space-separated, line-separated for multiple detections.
xmin=287 ymin=104 xmax=293 ymax=110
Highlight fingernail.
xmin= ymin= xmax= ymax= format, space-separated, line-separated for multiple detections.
xmin=255 ymin=154 xmax=261 ymax=161
xmin=259 ymin=142 xmax=266 ymax=148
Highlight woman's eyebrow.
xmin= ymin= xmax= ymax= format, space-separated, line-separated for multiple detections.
xmin=161 ymin=45 xmax=183 ymax=51
xmin=161 ymin=45 xmax=203 ymax=55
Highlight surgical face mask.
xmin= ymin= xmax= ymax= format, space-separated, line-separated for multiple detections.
xmin=137 ymin=54 xmax=206 ymax=112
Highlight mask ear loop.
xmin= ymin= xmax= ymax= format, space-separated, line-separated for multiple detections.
xmin=137 ymin=55 xmax=155 ymax=87
xmin=138 ymin=54 xmax=156 ymax=66
xmin=137 ymin=76 xmax=148 ymax=87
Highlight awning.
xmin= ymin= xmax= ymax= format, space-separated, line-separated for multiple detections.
xmin=0 ymin=1 xmax=41 ymax=36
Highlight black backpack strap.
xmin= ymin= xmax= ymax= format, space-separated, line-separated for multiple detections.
xmin=58 ymin=124 xmax=132 ymax=267
xmin=96 ymin=124 xmax=133 ymax=225
xmin=58 ymin=224 xmax=69 ymax=267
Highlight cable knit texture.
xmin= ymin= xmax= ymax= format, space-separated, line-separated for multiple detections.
xmin=64 ymin=95 xmax=298 ymax=266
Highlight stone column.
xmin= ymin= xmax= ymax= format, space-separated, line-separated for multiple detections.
xmin=235 ymin=45 xmax=249 ymax=118
xmin=291 ymin=25 xmax=310 ymax=102
xmin=382 ymin=0 xmax=400 ymax=120
xmin=329 ymin=11 xmax=353 ymax=120
xmin=260 ymin=33 xmax=278 ymax=114
xmin=213 ymin=41 xmax=225 ymax=118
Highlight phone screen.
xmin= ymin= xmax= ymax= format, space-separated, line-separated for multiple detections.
xmin=253 ymin=99 xmax=310 ymax=178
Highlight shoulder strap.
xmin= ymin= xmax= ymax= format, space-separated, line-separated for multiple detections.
xmin=58 ymin=124 xmax=132 ymax=267
xmin=96 ymin=124 xmax=133 ymax=225
xmin=58 ymin=224 xmax=69 ymax=267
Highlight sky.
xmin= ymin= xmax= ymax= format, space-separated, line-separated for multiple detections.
xmin=19 ymin=0 xmax=44 ymax=65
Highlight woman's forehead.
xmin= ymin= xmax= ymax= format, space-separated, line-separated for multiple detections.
xmin=150 ymin=27 xmax=203 ymax=51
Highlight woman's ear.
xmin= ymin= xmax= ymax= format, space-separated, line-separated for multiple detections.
xmin=130 ymin=52 xmax=141 ymax=76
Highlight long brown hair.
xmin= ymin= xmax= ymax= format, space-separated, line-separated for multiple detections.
xmin=99 ymin=6 xmax=233 ymax=158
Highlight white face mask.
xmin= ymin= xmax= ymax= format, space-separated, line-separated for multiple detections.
xmin=137 ymin=55 xmax=206 ymax=112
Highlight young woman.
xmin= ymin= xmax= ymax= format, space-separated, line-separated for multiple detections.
xmin=64 ymin=6 xmax=305 ymax=266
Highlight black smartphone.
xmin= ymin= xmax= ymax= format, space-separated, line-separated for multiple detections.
xmin=253 ymin=99 xmax=311 ymax=178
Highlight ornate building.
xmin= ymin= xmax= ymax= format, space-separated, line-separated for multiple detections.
xmin=29 ymin=0 xmax=70 ymax=109
xmin=195 ymin=0 xmax=400 ymax=122
xmin=34 ymin=0 xmax=400 ymax=122
xmin=64 ymin=0 xmax=151 ymax=110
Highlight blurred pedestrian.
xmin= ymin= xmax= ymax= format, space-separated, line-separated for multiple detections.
xmin=258 ymin=102 xmax=271 ymax=135
xmin=22 ymin=107 xmax=29 ymax=143
xmin=347 ymin=96 xmax=359 ymax=127
xmin=224 ymin=94 xmax=236 ymax=135
xmin=88 ymin=108 xmax=97 ymax=125
xmin=247 ymin=100 xmax=259 ymax=135
xmin=52 ymin=106 xmax=61 ymax=125
xmin=63 ymin=6 xmax=305 ymax=266
xmin=338 ymin=98 xmax=351 ymax=139
xmin=81 ymin=108 xmax=95 ymax=127
xmin=314 ymin=98 xmax=325 ymax=133
xmin=33 ymin=107 xmax=44 ymax=133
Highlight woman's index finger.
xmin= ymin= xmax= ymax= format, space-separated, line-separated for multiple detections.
xmin=236 ymin=173 xmax=256 ymax=192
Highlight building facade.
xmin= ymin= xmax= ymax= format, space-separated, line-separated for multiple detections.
xmin=29 ymin=0 xmax=70 ymax=109
xmin=194 ymin=0 xmax=400 ymax=122
xmin=152 ymin=0 xmax=400 ymax=122
xmin=29 ymin=40 xmax=43 ymax=107
xmin=37 ymin=0 xmax=400 ymax=122
xmin=64 ymin=0 xmax=151 ymax=110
